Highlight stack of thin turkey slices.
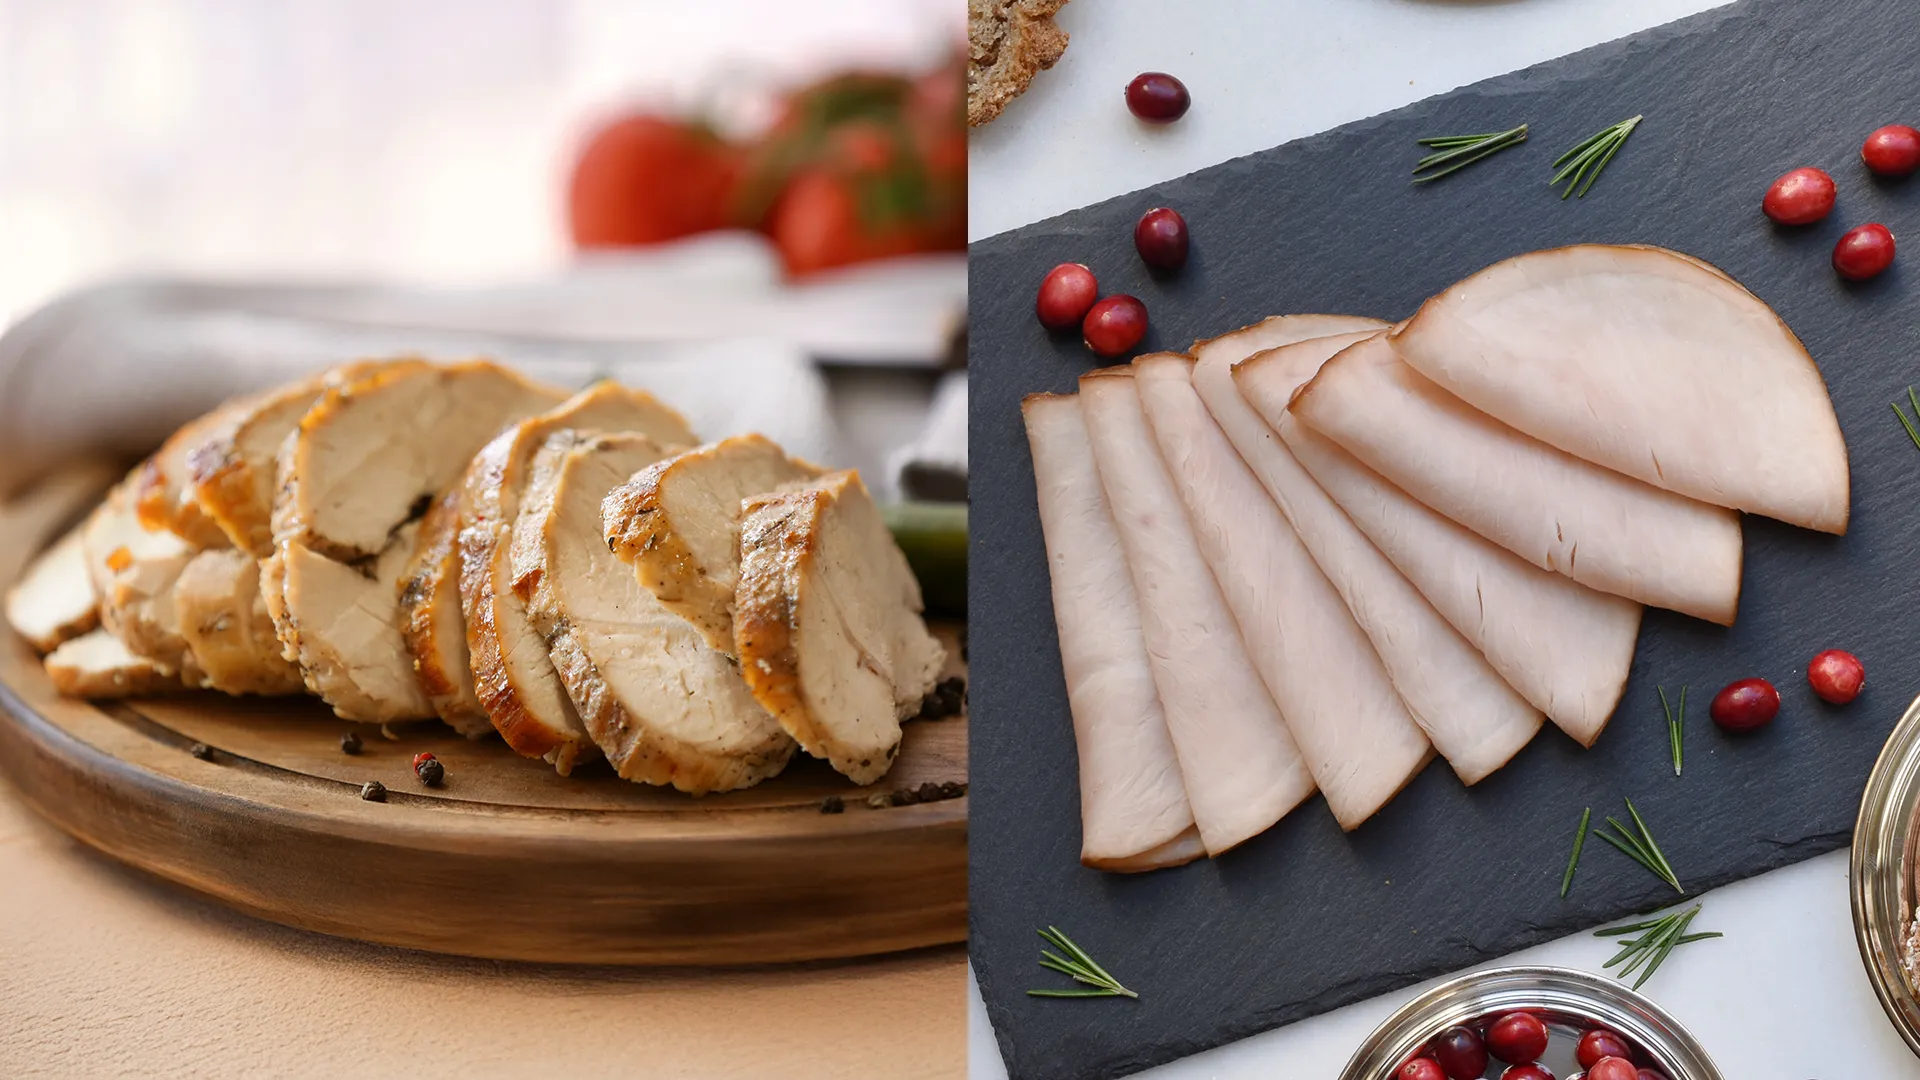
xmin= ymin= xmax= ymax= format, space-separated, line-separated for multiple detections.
xmin=1024 ymin=244 xmax=1850 ymax=871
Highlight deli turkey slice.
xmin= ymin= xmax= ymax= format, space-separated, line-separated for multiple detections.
xmin=1277 ymin=416 xmax=1640 ymax=746
xmin=406 ymin=382 xmax=693 ymax=739
xmin=264 ymin=360 xmax=568 ymax=723
xmin=1022 ymin=392 xmax=1200 ymax=871
xmin=1078 ymin=368 xmax=1327 ymax=845
xmin=602 ymin=434 xmax=824 ymax=655
xmin=1291 ymin=334 xmax=1745 ymax=626
xmin=734 ymin=470 xmax=945 ymax=785
xmin=1189 ymin=313 xmax=1390 ymax=368
xmin=1392 ymin=244 xmax=1849 ymax=533
xmin=521 ymin=431 xmax=794 ymax=794
xmin=1203 ymin=337 xmax=1543 ymax=784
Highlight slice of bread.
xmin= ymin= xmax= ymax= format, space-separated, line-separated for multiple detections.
xmin=967 ymin=0 xmax=1070 ymax=127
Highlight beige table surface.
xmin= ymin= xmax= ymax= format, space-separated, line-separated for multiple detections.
xmin=0 ymin=472 xmax=966 ymax=1080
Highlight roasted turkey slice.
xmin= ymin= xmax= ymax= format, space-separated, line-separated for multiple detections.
xmin=734 ymin=470 xmax=945 ymax=786
xmin=44 ymin=628 xmax=183 ymax=698
xmin=81 ymin=477 xmax=203 ymax=685
xmin=262 ymin=359 xmax=567 ymax=722
xmin=521 ymin=431 xmax=795 ymax=793
xmin=602 ymin=434 xmax=824 ymax=655
xmin=5 ymin=521 xmax=98 ymax=653
xmin=402 ymin=382 xmax=693 ymax=738
xmin=174 ymin=548 xmax=303 ymax=696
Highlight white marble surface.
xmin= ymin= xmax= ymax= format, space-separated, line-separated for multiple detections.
xmin=966 ymin=0 xmax=1918 ymax=1074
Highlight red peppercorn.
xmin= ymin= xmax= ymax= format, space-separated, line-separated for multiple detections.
xmin=1862 ymin=124 xmax=1920 ymax=178
xmin=1486 ymin=1011 xmax=1549 ymax=1063
xmin=1710 ymin=677 xmax=1781 ymax=732
xmin=1499 ymin=1066 xmax=1554 ymax=1080
xmin=1125 ymin=72 xmax=1190 ymax=123
xmin=1808 ymin=648 xmax=1865 ymax=704
xmin=1760 ymin=167 xmax=1836 ymax=225
xmin=1431 ymin=1025 xmax=1489 ymax=1079
xmin=1036 ymin=263 xmax=1099 ymax=331
xmin=1833 ymin=222 xmax=1896 ymax=281
xmin=1576 ymin=1029 xmax=1634 ymax=1069
xmin=1082 ymin=295 xmax=1148 ymax=358
xmin=1397 ymin=1058 xmax=1446 ymax=1080
xmin=1586 ymin=1058 xmax=1639 ymax=1080
xmin=1134 ymin=207 xmax=1190 ymax=270
xmin=412 ymin=751 xmax=437 ymax=770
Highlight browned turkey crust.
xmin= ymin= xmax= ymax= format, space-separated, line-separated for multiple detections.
xmin=733 ymin=471 xmax=945 ymax=784
xmin=967 ymin=0 xmax=1070 ymax=127
xmin=5 ymin=521 xmax=98 ymax=653
xmin=446 ymin=384 xmax=694 ymax=752
xmin=81 ymin=476 xmax=204 ymax=686
xmin=601 ymin=434 xmax=823 ymax=655
xmin=525 ymin=432 xmax=794 ymax=793
xmin=133 ymin=393 xmax=263 ymax=550
xmin=44 ymin=628 xmax=184 ymax=698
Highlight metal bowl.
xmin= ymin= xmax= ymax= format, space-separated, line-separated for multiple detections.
xmin=1851 ymin=692 xmax=1920 ymax=1057
xmin=1338 ymin=965 xmax=1722 ymax=1079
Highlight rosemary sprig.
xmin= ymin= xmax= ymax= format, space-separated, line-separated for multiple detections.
xmin=1550 ymin=114 xmax=1642 ymax=199
xmin=1413 ymin=124 xmax=1529 ymax=184
xmin=1594 ymin=904 xmax=1722 ymax=989
xmin=1561 ymin=806 xmax=1591 ymax=898
xmin=1658 ymin=685 xmax=1687 ymax=776
xmin=1027 ymin=926 xmax=1138 ymax=999
xmin=1894 ymin=387 xmax=1920 ymax=451
xmin=1594 ymin=798 xmax=1683 ymax=893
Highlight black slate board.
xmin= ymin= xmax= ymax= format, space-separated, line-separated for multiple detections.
xmin=967 ymin=1 xmax=1920 ymax=1077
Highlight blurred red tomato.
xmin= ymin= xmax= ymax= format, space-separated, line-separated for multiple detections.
xmin=768 ymin=168 xmax=942 ymax=277
xmin=568 ymin=115 xmax=739 ymax=247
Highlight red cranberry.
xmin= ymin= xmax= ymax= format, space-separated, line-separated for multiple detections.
xmin=1500 ymin=1066 xmax=1554 ymax=1080
xmin=1125 ymin=72 xmax=1190 ymax=123
xmin=1036 ymin=263 xmax=1098 ymax=331
xmin=1808 ymin=648 xmax=1865 ymax=704
xmin=1397 ymin=1058 xmax=1446 ymax=1080
xmin=1082 ymin=295 xmax=1148 ymax=358
xmin=1710 ymin=677 xmax=1780 ymax=732
xmin=1576 ymin=1029 xmax=1635 ymax=1069
xmin=1431 ymin=1025 xmax=1489 ymax=1079
xmin=1862 ymin=124 xmax=1920 ymax=178
xmin=1833 ymin=223 xmax=1896 ymax=280
xmin=1486 ymin=1011 xmax=1550 ymax=1064
xmin=1636 ymin=1070 xmax=1671 ymax=1080
xmin=1586 ymin=1058 xmax=1639 ymax=1080
xmin=1134 ymin=207 xmax=1190 ymax=270
xmin=1760 ymin=167 xmax=1835 ymax=225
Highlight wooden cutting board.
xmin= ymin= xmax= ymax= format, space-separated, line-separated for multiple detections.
xmin=967 ymin=0 xmax=1920 ymax=1076
xmin=0 ymin=475 xmax=967 ymax=967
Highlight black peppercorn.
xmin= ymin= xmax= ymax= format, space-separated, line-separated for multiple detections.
xmin=917 ymin=781 xmax=943 ymax=803
xmin=918 ymin=676 xmax=967 ymax=719
xmin=891 ymin=788 xmax=921 ymax=807
xmin=415 ymin=757 xmax=445 ymax=787
xmin=188 ymin=742 xmax=214 ymax=761
xmin=939 ymin=781 xmax=967 ymax=800
xmin=360 ymin=780 xmax=387 ymax=802
xmin=819 ymin=796 xmax=845 ymax=814
xmin=340 ymin=732 xmax=363 ymax=755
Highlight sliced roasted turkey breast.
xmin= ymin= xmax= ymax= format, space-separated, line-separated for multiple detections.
xmin=44 ymin=628 xmax=183 ymax=698
xmin=1290 ymin=334 xmax=1745 ymax=625
xmin=188 ymin=360 xmax=394 ymax=558
xmin=134 ymin=393 xmax=259 ymax=550
xmin=82 ymin=478 xmax=203 ymax=684
xmin=5 ymin=521 xmax=98 ymax=653
xmin=1277 ymin=415 xmax=1641 ymax=746
xmin=263 ymin=360 xmax=568 ymax=722
xmin=449 ymin=384 xmax=695 ymax=749
xmin=1199 ymin=338 xmax=1544 ymax=785
xmin=174 ymin=548 xmax=303 ymax=696
xmin=602 ymin=434 xmax=824 ymax=654
xmin=521 ymin=431 xmax=795 ymax=793
xmin=1392 ymin=244 xmax=1850 ymax=533
xmin=734 ymin=470 xmax=945 ymax=786
xmin=1113 ymin=359 xmax=1421 ymax=834
xmin=1188 ymin=313 xmax=1390 ymax=366
xmin=1022 ymin=392 xmax=1199 ymax=871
